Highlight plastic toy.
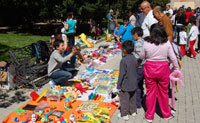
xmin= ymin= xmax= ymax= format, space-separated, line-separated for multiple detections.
xmin=22 ymin=119 xmax=29 ymax=123
xmin=64 ymin=91 xmax=78 ymax=102
xmin=36 ymin=88 xmax=49 ymax=103
xmin=64 ymin=98 xmax=72 ymax=110
xmin=30 ymin=91 xmax=39 ymax=101
xmin=13 ymin=117 xmax=19 ymax=122
xmin=14 ymin=110 xmax=26 ymax=115
xmin=169 ymin=70 xmax=184 ymax=109
xmin=47 ymin=88 xmax=62 ymax=102
xmin=34 ymin=100 xmax=48 ymax=113
xmin=43 ymin=109 xmax=52 ymax=121
xmin=69 ymin=113 xmax=76 ymax=123
xmin=80 ymin=33 xmax=94 ymax=47
xmin=88 ymin=93 xmax=105 ymax=101
xmin=74 ymin=83 xmax=87 ymax=95
xmin=30 ymin=114 xmax=37 ymax=123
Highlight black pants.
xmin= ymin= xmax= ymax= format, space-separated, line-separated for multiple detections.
xmin=198 ymin=34 xmax=200 ymax=50
xmin=136 ymin=67 xmax=144 ymax=107
xmin=120 ymin=91 xmax=137 ymax=116
xmin=67 ymin=33 xmax=75 ymax=50
xmin=176 ymin=25 xmax=183 ymax=45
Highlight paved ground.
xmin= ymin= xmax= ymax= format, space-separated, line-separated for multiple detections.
xmin=1 ymin=40 xmax=200 ymax=123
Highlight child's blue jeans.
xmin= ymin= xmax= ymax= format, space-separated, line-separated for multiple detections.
xmin=50 ymin=69 xmax=72 ymax=84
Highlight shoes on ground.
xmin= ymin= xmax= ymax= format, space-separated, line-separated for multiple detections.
xmin=143 ymin=116 xmax=153 ymax=123
xmin=131 ymin=112 xmax=137 ymax=117
xmin=118 ymin=113 xmax=129 ymax=121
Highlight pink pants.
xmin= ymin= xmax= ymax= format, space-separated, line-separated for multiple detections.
xmin=144 ymin=61 xmax=171 ymax=120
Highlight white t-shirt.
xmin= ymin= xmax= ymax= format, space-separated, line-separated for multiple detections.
xmin=164 ymin=9 xmax=173 ymax=16
xmin=142 ymin=10 xmax=158 ymax=38
xmin=129 ymin=15 xmax=136 ymax=27
xmin=179 ymin=31 xmax=187 ymax=45
xmin=188 ymin=26 xmax=199 ymax=41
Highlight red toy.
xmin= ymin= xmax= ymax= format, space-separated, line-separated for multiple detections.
xmin=74 ymin=83 xmax=87 ymax=94
xmin=30 ymin=91 xmax=39 ymax=101
xmin=111 ymin=101 xmax=118 ymax=107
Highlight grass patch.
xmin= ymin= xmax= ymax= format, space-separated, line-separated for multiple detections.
xmin=0 ymin=33 xmax=49 ymax=61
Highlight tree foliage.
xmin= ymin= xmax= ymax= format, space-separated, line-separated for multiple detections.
xmin=0 ymin=0 xmax=170 ymax=26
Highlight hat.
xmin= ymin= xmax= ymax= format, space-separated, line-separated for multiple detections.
xmin=110 ymin=9 xmax=113 ymax=13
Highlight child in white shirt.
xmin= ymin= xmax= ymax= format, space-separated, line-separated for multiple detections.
xmin=188 ymin=16 xmax=199 ymax=59
xmin=179 ymin=26 xmax=187 ymax=56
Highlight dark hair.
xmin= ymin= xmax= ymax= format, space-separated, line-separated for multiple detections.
xmin=123 ymin=16 xmax=129 ymax=21
xmin=54 ymin=27 xmax=62 ymax=35
xmin=122 ymin=40 xmax=134 ymax=54
xmin=181 ymin=26 xmax=185 ymax=31
xmin=189 ymin=16 xmax=196 ymax=24
xmin=131 ymin=27 xmax=143 ymax=37
xmin=154 ymin=5 xmax=163 ymax=12
xmin=145 ymin=23 xmax=168 ymax=45
xmin=67 ymin=12 xmax=74 ymax=19
xmin=186 ymin=7 xmax=192 ymax=12
xmin=53 ymin=39 xmax=64 ymax=49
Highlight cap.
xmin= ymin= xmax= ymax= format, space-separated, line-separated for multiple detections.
xmin=110 ymin=9 xmax=113 ymax=13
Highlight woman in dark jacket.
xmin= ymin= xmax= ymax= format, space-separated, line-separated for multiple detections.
xmin=175 ymin=7 xmax=186 ymax=45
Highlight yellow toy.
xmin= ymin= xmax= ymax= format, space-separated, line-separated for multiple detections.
xmin=80 ymin=33 xmax=94 ymax=47
xmin=64 ymin=91 xmax=78 ymax=103
xmin=36 ymin=88 xmax=49 ymax=102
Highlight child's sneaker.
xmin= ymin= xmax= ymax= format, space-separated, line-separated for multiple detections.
xmin=117 ymin=113 xmax=129 ymax=121
xmin=143 ymin=116 xmax=152 ymax=123
xmin=131 ymin=112 xmax=137 ymax=117
xmin=49 ymin=80 xmax=55 ymax=89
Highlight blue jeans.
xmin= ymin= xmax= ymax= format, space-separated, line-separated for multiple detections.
xmin=50 ymin=69 xmax=72 ymax=84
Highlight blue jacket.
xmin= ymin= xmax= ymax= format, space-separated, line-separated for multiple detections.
xmin=119 ymin=24 xmax=135 ymax=44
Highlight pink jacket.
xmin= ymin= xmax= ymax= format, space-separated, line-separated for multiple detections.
xmin=140 ymin=41 xmax=179 ymax=69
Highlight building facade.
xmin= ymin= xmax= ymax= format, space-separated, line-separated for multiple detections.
xmin=170 ymin=0 xmax=200 ymax=9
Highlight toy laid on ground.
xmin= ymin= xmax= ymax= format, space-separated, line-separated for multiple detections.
xmin=64 ymin=98 xmax=72 ymax=110
xmin=69 ymin=113 xmax=76 ymax=123
xmin=74 ymin=83 xmax=87 ymax=95
xmin=80 ymin=33 xmax=94 ymax=48
xmin=95 ymin=85 xmax=112 ymax=95
xmin=47 ymin=86 xmax=62 ymax=102
xmin=88 ymin=93 xmax=105 ymax=101
xmin=77 ymin=107 xmax=111 ymax=123
xmin=169 ymin=70 xmax=184 ymax=109
xmin=74 ymin=45 xmax=85 ymax=64
xmin=76 ymin=102 xmax=99 ymax=112
xmin=14 ymin=109 xmax=26 ymax=115
xmin=33 ymin=88 xmax=49 ymax=103
xmin=93 ymin=74 xmax=110 ymax=86
xmin=106 ymin=33 xmax=112 ymax=42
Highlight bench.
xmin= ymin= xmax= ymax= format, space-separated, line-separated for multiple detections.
xmin=8 ymin=40 xmax=50 ymax=90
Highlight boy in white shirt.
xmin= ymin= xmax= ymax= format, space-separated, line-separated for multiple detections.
xmin=188 ymin=16 xmax=199 ymax=59
xmin=179 ymin=26 xmax=187 ymax=56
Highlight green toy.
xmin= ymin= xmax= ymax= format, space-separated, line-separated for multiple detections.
xmin=14 ymin=110 xmax=26 ymax=115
